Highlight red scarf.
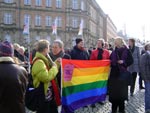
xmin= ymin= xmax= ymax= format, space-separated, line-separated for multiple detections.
xmin=46 ymin=63 xmax=61 ymax=106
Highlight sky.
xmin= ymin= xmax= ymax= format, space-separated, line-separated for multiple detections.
xmin=96 ymin=0 xmax=150 ymax=41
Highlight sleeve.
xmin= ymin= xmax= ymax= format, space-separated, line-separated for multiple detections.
xmin=140 ymin=55 xmax=146 ymax=80
xmin=70 ymin=50 xmax=75 ymax=59
xmin=137 ymin=47 xmax=141 ymax=68
xmin=110 ymin=50 xmax=118 ymax=66
xmin=32 ymin=60 xmax=58 ymax=83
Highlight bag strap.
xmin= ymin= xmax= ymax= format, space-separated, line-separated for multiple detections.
xmin=32 ymin=58 xmax=41 ymax=65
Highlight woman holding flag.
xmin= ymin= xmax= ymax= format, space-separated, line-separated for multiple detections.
xmin=108 ymin=37 xmax=133 ymax=113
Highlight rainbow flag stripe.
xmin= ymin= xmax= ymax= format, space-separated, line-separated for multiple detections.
xmin=62 ymin=59 xmax=110 ymax=113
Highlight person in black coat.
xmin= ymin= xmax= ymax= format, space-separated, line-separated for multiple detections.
xmin=50 ymin=40 xmax=71 ymax=89
xmin=109 ymin=37 xmax=133 ymax=113
xmin=0 ymin=41 xmax=28 ymax=113
xmin=70 ymin=38 xmax=89 ymax=60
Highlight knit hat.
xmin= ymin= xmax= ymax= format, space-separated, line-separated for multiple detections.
xmin=0 ymin=41 xmax=14 ymax=57
xmin=75 ymin=38 xmax=83 ymax=45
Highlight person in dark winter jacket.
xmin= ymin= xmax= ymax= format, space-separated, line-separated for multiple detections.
xmin=70 ymin=38 xmax=89 ymax=60
xmin=0 ymin=41 xmax=28 ymax=113
xmin=140 ymin=43 xmax=150 ymax=113
xmin=108 ymin=37 xmax=133 ymax=113
xmin=50 ymin=39 xmax=71 ymax=89
xmin=128 ymin=38 xmax=141 ymax=96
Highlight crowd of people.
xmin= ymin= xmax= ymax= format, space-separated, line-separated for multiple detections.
xmin=0 ymin=36 xmax=150 ymax=113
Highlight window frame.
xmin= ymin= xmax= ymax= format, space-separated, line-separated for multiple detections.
xmin=4 ymin=13 xmax=13 ymax=24
xmin=45 ymin=16 xmax=52 ymax=26
xmin=35 ymin=15 xmax=41 ymax=26
xmin=56 ymin=0 xmax=62 ymax=8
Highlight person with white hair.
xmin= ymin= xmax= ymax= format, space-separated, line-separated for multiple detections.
xmin=108 ymin=37 xmax=133 ymax=113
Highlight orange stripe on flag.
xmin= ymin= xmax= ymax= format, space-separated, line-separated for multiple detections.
xmin=62 ymin=59 xmax=110 ymax=68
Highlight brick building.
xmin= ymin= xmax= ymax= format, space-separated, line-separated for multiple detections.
xmin=0 ymin=0 xmax=117 ymax=49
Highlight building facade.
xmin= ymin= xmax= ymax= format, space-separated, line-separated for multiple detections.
xmin=0 ymin=0 xmax=116 ymax=49
xmin=105 ymin=15 xmax=117 ymax=43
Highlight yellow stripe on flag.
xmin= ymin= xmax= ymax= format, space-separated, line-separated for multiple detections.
xmin=72 ymin=66 xmax=110 ymax=77
xmin=63 ymin=73 xmax=109 ymax=87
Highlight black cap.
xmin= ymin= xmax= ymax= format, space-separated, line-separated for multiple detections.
xmin=75 ymin=38 xmax=83 ymax=45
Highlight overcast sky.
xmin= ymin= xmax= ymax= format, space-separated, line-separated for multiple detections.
xmin=96 ymin=0 xmax=150 ymax=41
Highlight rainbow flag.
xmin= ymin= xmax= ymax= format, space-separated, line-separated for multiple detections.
xmin=61 ymin=59 xmax=110 ymax=113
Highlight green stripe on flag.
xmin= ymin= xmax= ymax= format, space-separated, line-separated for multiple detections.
xmin=62 ymin=80 xmax=107 ymax=97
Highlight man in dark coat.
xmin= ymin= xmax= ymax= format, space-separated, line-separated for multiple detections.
xmin=70 ymin=38 xmax=89 ymax=60
xmin=128 ymin=38 xmax=141 ymax=96
xmin=0 ymin=41 xmax=28 ymax=113
xmin=140 ymin=43 xmax=150 ymax=113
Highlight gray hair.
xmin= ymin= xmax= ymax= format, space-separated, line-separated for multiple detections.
xmin=144 ymin=43 xmax=150 ymax=50
xmin=53 ymin=40 xmax=64 ymax=48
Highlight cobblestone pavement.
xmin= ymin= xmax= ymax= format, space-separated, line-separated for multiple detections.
xmin=26 ymin=77 xmax=145 ymax=113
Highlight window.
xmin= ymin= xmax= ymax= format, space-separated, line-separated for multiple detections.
xmin=4 ymin=13 xmax=12 ymax=24
xmin=56 ymin=16 xmax=62 ymax=27
xmin=24 ymin=14 xmax=30 ymax=25
xmin=35 ymin=15 xmax=41 ymax=26
xmin=72 ymin=17 xmax=78 ymax=28
xmin=35 ymin=36 xmax=40 ymax=41
xmin=24 ymin=0 xmax=31 ymax=5
xmin=4 ymin=0 xmax=13 ymax=3
xmin=72 ymin=0 xmax=78 ymax=9
xmin=56 ymin=0 xmax=62 ymax=8
xmin=4 ymin=34 xmax=11 ymax=42
xmin=45 ymin=16 xmax=52 ymax=26
xmin=46 ymin=0 xmax=52 ymax=7
xmin=35 ymin=0 xmax=41 ymax=6
xmin=81 ymin=1 xmax=85 ymax=10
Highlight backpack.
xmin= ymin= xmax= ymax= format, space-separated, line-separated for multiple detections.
xmin=25 ymin=58 xmax=45 ymax=111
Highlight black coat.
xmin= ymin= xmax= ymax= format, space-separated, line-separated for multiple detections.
xmin=50 ymin=52 xmax=71 ymax=89
xmin=0 ymin=57 xmax=28 ymax=113
xmin=108 ymin=47 xmax=130 ymax=102
xmin=70 ymin=46 xmax=89 ymax=60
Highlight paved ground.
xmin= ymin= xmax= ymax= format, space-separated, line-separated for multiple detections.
xmin=75 ymin=89 xmax=145 ymax=113
xmin=26 ymin=77 xmax=145 ymax=113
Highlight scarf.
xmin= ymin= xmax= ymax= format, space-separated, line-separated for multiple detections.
xmin=97 ymin=48 xmax=104 ymax=60
xmin=50 ymin=51 xmax=64 ymax=61
xmin=129 ymin=45 xmax=135 ymax=53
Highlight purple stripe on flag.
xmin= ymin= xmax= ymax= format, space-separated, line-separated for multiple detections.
xmin=62 ymin=87 xmax=107 ymax=105
xmin=62 ymin=94 xmax=106 ymax=113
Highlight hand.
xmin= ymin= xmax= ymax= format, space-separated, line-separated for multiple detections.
xmin=117 ymin=60 xmax=123 ymax=64
xmin=56 ymin=58 xmax=61 ymax=64
xmin=52 ymin=62 xmax=57 ymax=67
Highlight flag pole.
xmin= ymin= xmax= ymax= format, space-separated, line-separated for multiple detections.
xmin=27 ymin=34 xmax=31 ymax=73
xmin=23 ymin=19 xmax=30 ymax=73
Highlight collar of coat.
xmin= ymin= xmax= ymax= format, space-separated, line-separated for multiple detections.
xmin=0 ymin=57 xmax=15 ymax=63
xmin=34 ymin=52 xmax=51 ymax=68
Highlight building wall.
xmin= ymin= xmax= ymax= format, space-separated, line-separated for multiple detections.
xmin=0 ymin=0 xmax=116 ymax=49
xmin=106 ymin=15 xmax=117 ymax=43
